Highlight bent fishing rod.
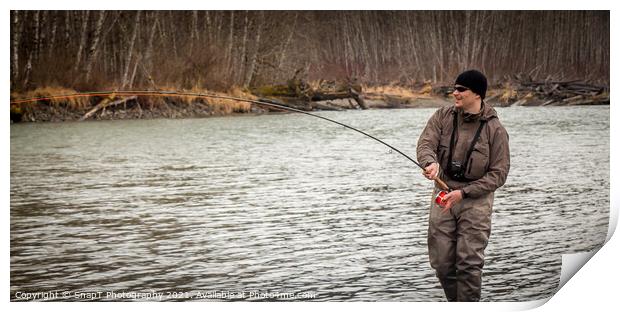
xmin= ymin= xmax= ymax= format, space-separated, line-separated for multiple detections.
xmin=11 ymin=90 xmax=451 ymax=191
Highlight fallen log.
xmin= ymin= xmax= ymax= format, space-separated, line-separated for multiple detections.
xmin=312 ymin=101 xmax=344 ymax=111
xmin=79 ymin=96 xmax=137 ymax=121
xmin=256 ymin=97 xmax=312 ymax=112
xmin=309 ymin=90 xmax=366 ymax=108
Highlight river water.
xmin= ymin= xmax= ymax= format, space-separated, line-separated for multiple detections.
xmin=10 ymin=106 xmax=609 ymax=301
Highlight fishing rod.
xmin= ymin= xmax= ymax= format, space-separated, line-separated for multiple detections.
xmin=11 ymin=90 xmax=451 ymax=191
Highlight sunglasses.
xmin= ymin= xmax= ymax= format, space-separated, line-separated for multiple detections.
xmin=454 ymin=86 xmax=470 ymax=92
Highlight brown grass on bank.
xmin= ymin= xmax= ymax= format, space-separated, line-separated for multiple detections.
xmin=166 ymin=85 xmax=254 ymax=114
xmin=11 ymin=86 xmax=257 ymax=118
xmin=496 ymin=84 xmax=519 ymax=104
xmin=11 ymin=86 xmax=91 ymax=110
xmin=363 ymin=83 xmax=432 ymax=101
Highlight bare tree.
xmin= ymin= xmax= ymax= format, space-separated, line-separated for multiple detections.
xmin=47 ymin=13 xmax=58 ymax=59
xmin=237 ymin=11 xmax=250 ymax=85
xmin=243 ymin=11 xmax=265 ymax=88
xmin=84 ymin=11 xmax=106 ymax=82
xmin=225 ymin=11 xmax=235 ymax=79
xmin=121 ymin=11 xmax=141 ymax=88
xmin=73 ymin=11 xmax=90 ymax=73
xmin=11 ymin=11 xmax=20 ymax=86
xmin=143 ymin=12 xmax=159 ymax=88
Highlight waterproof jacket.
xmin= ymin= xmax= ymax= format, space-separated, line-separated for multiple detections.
xmin=417 ymin=102 xmax=510 ymax=198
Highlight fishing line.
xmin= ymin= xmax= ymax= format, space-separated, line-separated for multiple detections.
xmin=11 ymin=90 xmax=451 ymax=190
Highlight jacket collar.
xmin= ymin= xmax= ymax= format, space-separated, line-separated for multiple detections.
xmin=451 ymin=101 xmax=497 ymax=122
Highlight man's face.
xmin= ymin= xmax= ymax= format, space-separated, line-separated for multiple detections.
xmin=453 ymin=84 xmax=480 ymax=110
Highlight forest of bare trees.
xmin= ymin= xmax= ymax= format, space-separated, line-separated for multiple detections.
xmin=10 ymin=11 xmax=610 ymax=93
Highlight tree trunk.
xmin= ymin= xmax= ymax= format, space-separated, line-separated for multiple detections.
xmin=11 ymin=11 xmax=20 ymax=86
xmin=238 ymin=11 xmax=249 ymax=85
xmin=84 ymin=11 xmax=106 ymax=82
xmin=168 ymin=11 xmax=178 ymax=58
xmin=48 ymin=13 xmax=58 ymax=59
xmin=22 ymin=54 xmax=33 ymax=89
xmin=243 ymin=12 xmax=264 ymax=88
xmin=38 ymin=11 xmax=47 ymax=62
xmin=225 ymin=11 xmax=235 ymax=80
xmin=355 ymin=15 xmax=371 ymax=80
xmin=64 ymin=11 xmax=71 ymax=46
xmin=73 ymin=11 xmax=90 ymax=73
xmin=143 ymin=13 xmax=159 ymax=88
xmin=22 ymin=11 xmax=38 ymax=89
xmin=204 ymin=11 xmax=211 ymax=43
xmin=32 ymin=11 xmax=40 ymax=64
xmin=342 ymin=13 xmax=354 ymax=75
xmin=189 ymin=10 xmax=198 ymax=53
xmin=121 ymin=11 xmax=141 ymax=88
xmin=129 ymin=54 xmax=141 ymax=89
xmin=277 ymin=12 xmax=297 ymax=69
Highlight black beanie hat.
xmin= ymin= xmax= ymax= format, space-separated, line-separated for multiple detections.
xmin=455 ymin=70 xmax=487 ymax=99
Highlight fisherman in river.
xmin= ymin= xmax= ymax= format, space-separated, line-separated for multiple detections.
xmin=416 ymin=69 xmax=510 ymax=301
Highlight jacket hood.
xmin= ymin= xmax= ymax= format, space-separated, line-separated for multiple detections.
xmin=481 ymin=101 xmax=498 ymax=120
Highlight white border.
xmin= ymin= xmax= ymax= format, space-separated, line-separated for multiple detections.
xmin=4 ymin=2 xmax=617 ymax=312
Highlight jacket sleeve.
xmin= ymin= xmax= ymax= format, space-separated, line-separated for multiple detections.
xmin=462 ymin=124 xmax=510 ymax=198
xmin=416 ymin=109 xmax=443 ymax=168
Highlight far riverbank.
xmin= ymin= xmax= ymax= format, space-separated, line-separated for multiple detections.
xmin=10 ymin=81 xmax=609 ymax=123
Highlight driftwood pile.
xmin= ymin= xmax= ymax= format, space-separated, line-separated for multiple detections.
xmin=511 ymin=78 xmax=609 ymax=106
xmin=251 ymin=75 xmax=367 ymax=112
xmin=431 ymin=77 xmax=609 ymax=107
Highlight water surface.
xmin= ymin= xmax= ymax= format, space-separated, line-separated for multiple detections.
xmin=10 ymin=106 xmax=610 ymax=301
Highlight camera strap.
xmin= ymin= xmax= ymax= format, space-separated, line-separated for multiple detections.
xmin=447 ymin=111 xmax=487 ymax=179
xmin=463 ymin=119 xmax=487 ymax=170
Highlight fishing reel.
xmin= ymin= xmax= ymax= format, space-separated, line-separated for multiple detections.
xmin=435 ymin=190 xmax=449 ymax=207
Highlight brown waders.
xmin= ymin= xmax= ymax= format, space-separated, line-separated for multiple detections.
xmin=428 ymin=187 xmax=494 ymax=302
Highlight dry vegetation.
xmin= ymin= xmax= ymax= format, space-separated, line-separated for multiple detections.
xmin=11 ymin=86 xmax=257 ymax=122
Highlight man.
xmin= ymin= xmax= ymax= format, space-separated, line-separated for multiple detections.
xmin=416 ymin=69 xmax=510 ymax=301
